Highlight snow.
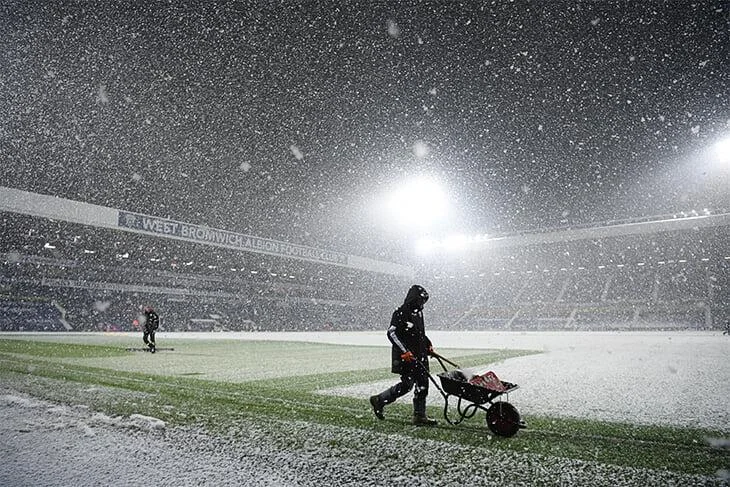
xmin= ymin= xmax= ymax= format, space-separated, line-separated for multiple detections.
xmin=1 ymin=390 xmax=724 ymax=487
xmin=0 ymin=395 xmax=301 ymax=487
xmin=319 ymin=331 xmax=730 ymax=431
xmin=1 ymin=330 xmax=728 ymax=486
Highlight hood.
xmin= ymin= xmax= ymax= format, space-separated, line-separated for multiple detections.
xmin=403 ymin=284 xmax=429 ymax=310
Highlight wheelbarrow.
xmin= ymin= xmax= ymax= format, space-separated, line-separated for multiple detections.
xmin=425 ymin=352 xmax=526 ymax=437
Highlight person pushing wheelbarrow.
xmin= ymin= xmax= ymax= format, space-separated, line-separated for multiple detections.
xmin=370 ymin=284 xmax=438 ymax=426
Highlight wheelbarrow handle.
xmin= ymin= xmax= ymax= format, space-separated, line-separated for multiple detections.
xmin=412 ymin=356 xmax=447 ymax=398
xmin=429 ymin=350 xmax=460 ymax=369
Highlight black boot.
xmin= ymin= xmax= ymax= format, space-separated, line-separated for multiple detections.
xmin=412 ymin=414 xmax=437 ymax=426
xmin=369 ymin=395 xmax=384 ymax=420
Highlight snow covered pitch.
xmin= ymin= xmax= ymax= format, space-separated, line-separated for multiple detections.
xmin=1 ymin=330 xmax=728 ymax=486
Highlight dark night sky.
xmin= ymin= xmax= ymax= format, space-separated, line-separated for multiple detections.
xmin=1 ymin=1 xmax=728 ymax=261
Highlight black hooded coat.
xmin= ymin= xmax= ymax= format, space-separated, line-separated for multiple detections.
xmin=387 ymin=285 xmax=432 ymax=374
xmin=143 ymin=309 xmax=160 ymax=333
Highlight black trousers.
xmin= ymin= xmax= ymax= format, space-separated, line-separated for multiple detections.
xmin=376 ymin=361 xmax=430 ymax=416
xmin=143 ymin=330 xmax=156 ymax=346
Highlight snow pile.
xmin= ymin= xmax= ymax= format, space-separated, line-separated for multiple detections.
xmin=128 ymin=413 xmax=166 ymax=431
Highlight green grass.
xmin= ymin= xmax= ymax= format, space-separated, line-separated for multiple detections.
xmin=0 ymin=338 xmax=129 ymax=358
xmin=0 ymin=336 xmax=727 ymax=479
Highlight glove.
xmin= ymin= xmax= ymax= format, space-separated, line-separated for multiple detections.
xmin=428 ymin=346 xmax=435 ymax=356
xmin=400 ymin=351 xmax=415 ymax=362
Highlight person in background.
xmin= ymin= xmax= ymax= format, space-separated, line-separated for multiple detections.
xmin=141 ymin=306 xmax=160 ymax=353
xmin=369 ymin=284 xmax=437 ymax=426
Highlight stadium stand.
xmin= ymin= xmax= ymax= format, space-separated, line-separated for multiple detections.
xmin=0 ymin=297 xmax=67 ymax=331
xmin=427 ymin=225 xmax=728 ymax=330
xmin=0 ymin=210 xmax=407 ymax=332
xmin=1 ymin=205 xmax=727 ymax=332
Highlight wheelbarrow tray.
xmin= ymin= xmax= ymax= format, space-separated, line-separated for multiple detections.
xmin=437 ymin=373 xmax=519 ymax=405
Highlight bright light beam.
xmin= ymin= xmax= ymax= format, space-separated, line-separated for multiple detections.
xmin=713 ymin=136 xmax=730 ymax=165
xmin=415 ymin=233 xmax=492 ymax=256
xmin=386 ymin=176 xmax=448 ymax=227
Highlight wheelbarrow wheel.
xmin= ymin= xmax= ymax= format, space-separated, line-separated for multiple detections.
xmin=486 ymin=401 xmax=521 ymax=437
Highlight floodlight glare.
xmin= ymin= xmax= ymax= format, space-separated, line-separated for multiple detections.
xmin=414 ymin=233 xmax=484 ymax=255
xmin=387 ymin=176 xmax=448 ymax=226
xmin=442 ymin=234 xmax=469 ymax=252
xmin=414 ymin=237 xmax=437 ymax=255
xmin=713 ymin=136 xmax=730 ymax=165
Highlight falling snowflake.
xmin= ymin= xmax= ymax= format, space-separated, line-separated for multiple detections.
xmin=290 ymin=145 xmax=304 ymax=160
xmin=96 ymin=83 xmax=109 ymax=105
xmin=412 ymin=141 xmax=429 ymax=158
xmin=386 ymin=19 xmax=400 ymax=38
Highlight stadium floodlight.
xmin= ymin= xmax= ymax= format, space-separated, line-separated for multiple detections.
xmin=386 ymin=176 xmax=449 ymax=227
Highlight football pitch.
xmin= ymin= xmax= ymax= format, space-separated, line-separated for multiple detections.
xmin=0 ymin=332 xmax=728 ymax=486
